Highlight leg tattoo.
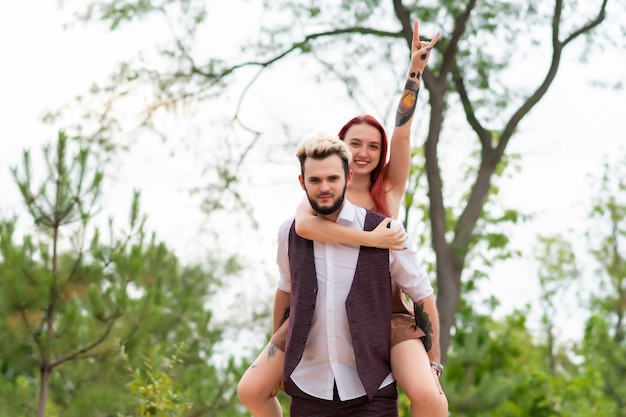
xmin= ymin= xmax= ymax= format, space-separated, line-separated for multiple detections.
xmin=267 ymin=343 xmax=278 ymax=359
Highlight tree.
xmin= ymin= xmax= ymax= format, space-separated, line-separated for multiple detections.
xmin=60 ymin=0 xmax=623 ymax=364
xmin=3 ymin=131 xmax=111 ymax=417
xmin=0 ymin=132 xmax=248 ymax=416
xmin=580 ymin=153 xmax=626 ymax=416
xmin=533 ymin=234 xmax=578 ymax=373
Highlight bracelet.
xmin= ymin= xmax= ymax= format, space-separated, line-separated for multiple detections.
xmin=430 ymin=361 xmax=444 ymax=377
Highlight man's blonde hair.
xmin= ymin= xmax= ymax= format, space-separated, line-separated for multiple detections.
xmin=296 ymin=135 xmax=352 ymax=177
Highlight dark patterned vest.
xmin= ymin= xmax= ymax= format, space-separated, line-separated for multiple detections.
xmin=283 ymin=210 xmax=392 ymax=400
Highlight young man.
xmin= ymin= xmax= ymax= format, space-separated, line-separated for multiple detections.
xmin=274 ymin=135 xmax=441 ymax=416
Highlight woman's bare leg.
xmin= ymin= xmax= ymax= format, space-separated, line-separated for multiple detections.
xmin=391 ymin=339 xmax=448 ymax=417
xmin=237 ymin=342 xmax=285 ymax=417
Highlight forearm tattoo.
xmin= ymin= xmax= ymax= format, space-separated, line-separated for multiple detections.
xmin=414 ymin=303 xmax=433 ymax=352
xmin=395 ymin=78 xmax=420 ymax=127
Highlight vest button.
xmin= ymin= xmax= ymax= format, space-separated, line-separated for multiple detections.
xmin=313 ymin=288 xmax=318 ymax=293
xmin=306 ymin=320 xmax=311 ymax=325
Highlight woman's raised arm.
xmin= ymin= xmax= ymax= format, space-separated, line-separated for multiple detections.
xmin=385 ymin=20 xmax=440 ymax=216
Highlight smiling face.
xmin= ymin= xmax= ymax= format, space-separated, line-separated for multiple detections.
xmin=299 ymin=154 xmax=353 ymax=220
xmin=343 ymin=123 xmax=383 ymax=178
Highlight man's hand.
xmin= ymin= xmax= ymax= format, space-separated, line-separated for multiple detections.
xmin=431 ymin=367 xmax=444 ymax=394
xmin=270 ymin=378 xmax=286 ymax=397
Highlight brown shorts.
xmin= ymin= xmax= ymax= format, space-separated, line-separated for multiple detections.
xmin=390 ymin=312 xmax=426 ymax=347
xmin=389 ymin=281 xmax=426 ymax=347
xmin=269 ymin=310 xmax=426 ymax=351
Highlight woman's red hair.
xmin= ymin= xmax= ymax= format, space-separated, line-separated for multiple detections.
xmin=337 ymin=115 xmax=390 ymax=217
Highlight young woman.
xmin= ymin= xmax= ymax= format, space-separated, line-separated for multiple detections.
xmin=238 ymin=20 xmax=447 ymax=417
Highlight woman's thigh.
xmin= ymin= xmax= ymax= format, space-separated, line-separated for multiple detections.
xmin=239 ymin=341 xmax=285 ymax=395
xmin=391 ymin=339 xmax=439 ymax=398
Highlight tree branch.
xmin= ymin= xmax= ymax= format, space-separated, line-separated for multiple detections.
xmin=440 ymin=0 xmax=478 ymax=77
xmin=19 ymin=308 xmax=42 ymax=348
xmin=392 ymin=0 xmax=413 ymax=48
xmin=50 ymin=311 xmax=121 ymax=369
xmin=497 ymin=0 xmax=607 ymax=159
xmin=561 ymin=0 xmax=608 ymax=47
xmin=452 ymin=68 xmax=492 ymax=150
xmin=221 ymin=26 xmax=403 ymax=77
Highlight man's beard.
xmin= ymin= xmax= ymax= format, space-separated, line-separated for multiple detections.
xmin=306 ymin=184 xmax=347 ymax=215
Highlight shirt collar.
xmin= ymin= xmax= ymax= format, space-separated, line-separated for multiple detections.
xmin=336 ymin=199 xmax=356 ymax=226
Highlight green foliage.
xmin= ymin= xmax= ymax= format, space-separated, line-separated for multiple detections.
xmin=443 ymin=300 xmax=600 ymax=417
xmin=444 ymin=304 xmax=527 ymax=414
xmin=534 ymin=234 xmax=578 ymax=332
xmin=78 ymin=0 xmax=205 ymax=31
xmin=578 ymin=152 xmax=626 ymax=416
xmin=0 ymin=132 xmax=248 ymax=416
xmin=118 ymin=343 xmax=192 ymax=417
xmin=564 ymin=314 xmax=621 ymax=417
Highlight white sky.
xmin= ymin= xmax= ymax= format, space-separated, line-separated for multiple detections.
xmin=1 ymin=1 xmax=625 ymax=349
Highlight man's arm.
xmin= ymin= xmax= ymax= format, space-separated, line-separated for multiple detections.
xmin=273 ymin=289 xmax=291 ymax=333
xmin=413 ymin=294 xmax=441 ymax=364
xmin=387 ymin=236 xmax=443 ymax=370
xmin=274 ymin=218 xmax=293 ymax=333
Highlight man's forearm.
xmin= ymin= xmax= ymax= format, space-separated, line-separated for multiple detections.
xmin=415 ymin=295 xmax=441 ymax=363
xmin=273 ymin=289 xmax=291 ymax=333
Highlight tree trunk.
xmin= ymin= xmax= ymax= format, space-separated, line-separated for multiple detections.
xmin=436 ymin=255 xmax=462 ymax=363
xmin=37 ymin=365 xmax=50 ymax=417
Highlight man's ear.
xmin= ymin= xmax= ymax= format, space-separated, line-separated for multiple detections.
xmin=346 ymin=170 xmax=353 ymax=187
xmin=298 ymin=175 xmax=305 ymax=190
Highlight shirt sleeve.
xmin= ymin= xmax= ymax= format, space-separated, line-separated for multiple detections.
xmin=276 ymin=217 xmax=294 ymax=293
xmin=388 ymin=221 xmax=433 ymax=302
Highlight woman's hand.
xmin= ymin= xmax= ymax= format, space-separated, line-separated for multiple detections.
xmin=409 ymin=19 xmax=441 ymax=77
xmin=367 ymin=218 xmax=408 ymax=250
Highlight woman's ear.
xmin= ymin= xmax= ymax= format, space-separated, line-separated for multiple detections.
xmin=346 ymin=170 xmax=353 ymax=187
